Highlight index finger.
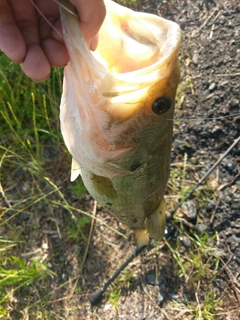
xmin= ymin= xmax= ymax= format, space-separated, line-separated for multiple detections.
xmin=0 ymin=0 xmax=26 ymax=62
xmin=70 ymin=0 xmax=106 ymax=50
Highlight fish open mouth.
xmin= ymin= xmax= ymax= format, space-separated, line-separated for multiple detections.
xmin=94 ymin=0 xmax=181 ymax=75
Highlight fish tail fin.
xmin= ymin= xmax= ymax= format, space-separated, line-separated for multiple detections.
xmin=134 ymin=229 xmax=149 ymax=247
xmin=134 ymin=198 xmax=166 ymax=246
xmin=146 ymin=197 xmax=166 ymax=242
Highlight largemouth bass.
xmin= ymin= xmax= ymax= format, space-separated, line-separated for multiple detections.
xmin=59 ymin=0 xmax=182 ymax=246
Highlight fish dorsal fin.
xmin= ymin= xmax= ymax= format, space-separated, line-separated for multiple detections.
xmin=70 ymin=158 xmax=81 ymax=182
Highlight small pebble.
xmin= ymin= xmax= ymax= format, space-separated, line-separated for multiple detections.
xmin=234 ymin=117 xmax=240 ymax=129
xmin=229 ymin=98 xmax=239 ymax=108
xmin=138 ymin=305 xmax=144 ymax=313
xmin=211 ymin=125 xmax=223 ymax=134
xmin=195 ymin=224 xmax=208 ymax=233
xmin=226 ymin=161 xmax=235 ymax=172
xmin=206 ymin=200 xmax=216 ymax=212
xmin=225 ymin=229 xmax=232 ymax=237
xmin=103 ymin=302 xmax=112 ymax=312
xmin=227 ymin=235 xmax=240 ymax=244
xmin=42 ymin=243 xmax=48 ymax=250
xmin=225 ymin=196 xmax=232 ymax=204
xmin=208 ymin=83 xmax=216 ymax=91
xmin=157 ymin=291 xmax=166 ymax=306
xmin=40 ymin=211 xmax=48 ymax=218
xmin=164 ymin=224 xmax=176 ymax=238
xmin=180 ymin=235 xmax=192 ymax=249
xmin=192 ymin=52 xmax=198 ymax=65
xmin=15 ymin=168 xmax=25 ymax=178
xmin=6 ymin=209 xmax=16 ymax=216
xmin=19 ymin=212 xmax=30 ymax=221
xmin=183 ymin=201 xmax=197 ymax=220
xmin=22 ymin=182 xmax=30 ymax=193
xmin=144 ymin=272 xmax=164 ymax=286
xmin=119 ymin=240 xmax=125 ymax=249
xmin=169 ymin=293 xmax=182 ymax=303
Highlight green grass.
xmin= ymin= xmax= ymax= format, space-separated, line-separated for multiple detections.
xmin=67 ymin=216 xmax=90 ymax=242
xmin=0 ymin=256 xmax=54 ymax=294
xmin=0 ymin=53 xmax=90 ymax=318
xmin=68 ymin=179 xmax=87 ymax=198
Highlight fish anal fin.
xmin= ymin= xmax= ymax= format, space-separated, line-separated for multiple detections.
xmin=146 ymin=197 xmax=166 ymax=242
xmin=134 ymin=229 xmax=149 ymax=247
xmin=70 ymin=158 xmax=81 ymax=182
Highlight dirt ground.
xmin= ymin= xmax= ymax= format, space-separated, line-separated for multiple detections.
xmin=1 ymin=0 xmax=240 ymax=319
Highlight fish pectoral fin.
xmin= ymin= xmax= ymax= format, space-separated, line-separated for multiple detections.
xmin=70 ymin=158 xmax=82 ymax=182
xmin=146 ymin=198 xmax=166 ymax=242
xmin=134 ymin=229 xmax=149 ymax=247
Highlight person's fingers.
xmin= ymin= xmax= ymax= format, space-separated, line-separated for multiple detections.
xmin=33 ymin=0 xmax=68 ymax=67
xmin=8 ymin=0 xmax=39 ymax=45
xmin=7 ymin=0 xmax=50 ymax=80
xmin=20 ymin=44 xmax=50 ymax=81
xmin=89 ymin=34 xmax=99 ymax=51
xmin=0 ymin=0 xmax=26 ymax=62
xmin=42 ymin=38 xmax=69 ymax=67
xmin=0 ymin=0 xmax=105 ymax=80
xmin=70 ymin=0 xmax=106 ymax=50
xmin=51 ymin=18 xmax=64 ymax=44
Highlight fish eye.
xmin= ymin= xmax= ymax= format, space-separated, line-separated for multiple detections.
xmin=152 ymin=96 xmax=172 ymax=115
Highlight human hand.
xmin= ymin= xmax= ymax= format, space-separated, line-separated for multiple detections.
xmin=0 ymin=0 xmax=106 ymax=81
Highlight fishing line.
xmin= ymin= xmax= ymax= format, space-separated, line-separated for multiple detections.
xmin=52 ymin=0 xmax=78 ymax=17
xmin=174 ymin=112 xmax=240 ymax=122
xmin=30 ymin=0 xmax=76 ymax=41
xmin=165 ymin=112 xmax=240 ymax=123
xmin=168 ymin=134 xmax=240 ymax=219
xmin=30 ymin=1 xmax=61 ymax=39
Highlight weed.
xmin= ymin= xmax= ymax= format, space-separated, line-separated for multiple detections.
xmin=68 ymin=179 xmax=87 ymax=198
xmin=0 ymin=257 xmax=54 ymax=288
xmin=0 ymin=255 xmax=54 ymax=317
xmin=67 ymin=216 xmax=90 ymax=242
xmin=108 ymin=289 xmax=121 ymax=311
xmin=192 ymin=291 xmax=222 ymax=320
xmin=164 ymin=231 xmax=222 ymax=319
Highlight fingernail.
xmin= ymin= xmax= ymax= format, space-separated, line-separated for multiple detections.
xmin=90 ymin=35 xmax=99 ymax=51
